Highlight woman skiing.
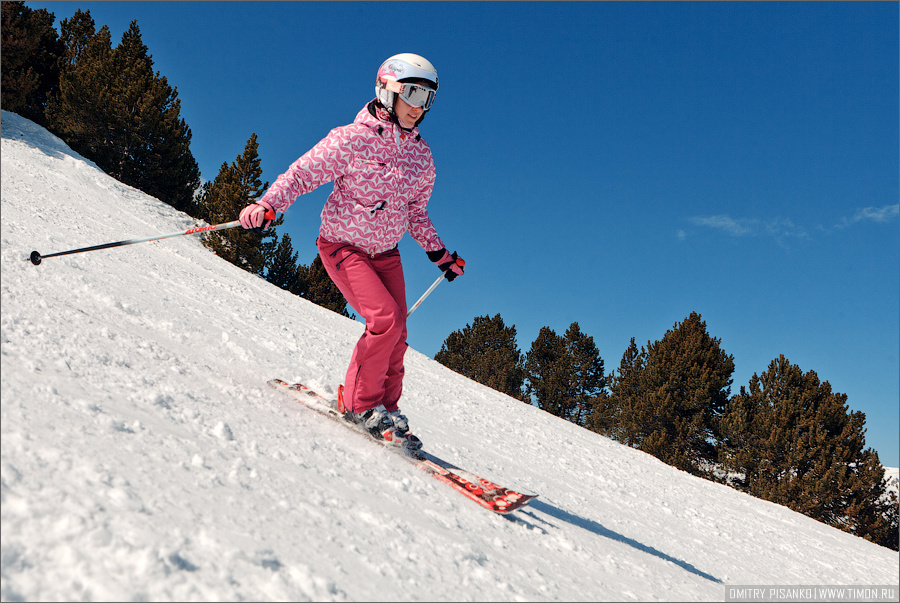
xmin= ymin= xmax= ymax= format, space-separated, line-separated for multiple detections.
xmin=239 ymin=53 xmax=464 ymax=450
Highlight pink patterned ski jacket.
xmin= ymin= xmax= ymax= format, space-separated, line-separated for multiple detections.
xmin=259 ymin=101 xmax=444 ymax=256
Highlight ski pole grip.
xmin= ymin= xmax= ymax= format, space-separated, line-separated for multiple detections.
xmin=254 ymin=208 xmax=276 ymax=232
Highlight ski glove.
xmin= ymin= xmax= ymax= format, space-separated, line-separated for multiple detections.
xmin=239 ymin=200 xmax=276 ymax=231
xmin=427 ymin=248 xmax=465 ymax=282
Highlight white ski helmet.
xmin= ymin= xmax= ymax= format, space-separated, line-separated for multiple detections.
xmin=375 ymin=53 xmax=439 ymax=115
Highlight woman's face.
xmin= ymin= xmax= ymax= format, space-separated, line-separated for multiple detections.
xmin=395 ymin=96 xmax=424 ymax=129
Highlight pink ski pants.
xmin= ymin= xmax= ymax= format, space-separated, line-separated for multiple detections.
xmin=317 ymin=237 xmax=408 ymax=414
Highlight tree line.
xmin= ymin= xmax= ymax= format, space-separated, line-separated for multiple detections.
xmin=1 ymin=2 xmax=347 ymax=316
xmin=435 ymin=312 xmax=899 ymax=550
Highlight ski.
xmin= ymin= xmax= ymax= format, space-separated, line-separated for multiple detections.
xmin=267 ymin=379 xmax=536 ymax=514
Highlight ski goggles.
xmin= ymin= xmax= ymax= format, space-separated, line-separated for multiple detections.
xmin=384 ymin=80 xmax=436 ymax=110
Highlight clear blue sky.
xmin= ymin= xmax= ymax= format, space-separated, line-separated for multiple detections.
xmin=27 ymin=2 xmax=899 ymax=466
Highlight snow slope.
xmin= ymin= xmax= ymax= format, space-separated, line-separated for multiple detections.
xmin=2 ymin=111 xmax=897 ymax=601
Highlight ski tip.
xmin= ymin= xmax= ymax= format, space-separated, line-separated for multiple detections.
xmin=493 ymin=493 xmax=538 ymax=514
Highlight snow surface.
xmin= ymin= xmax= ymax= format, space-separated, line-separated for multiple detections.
xmin=2 ymin=110 xmax=897 ymax=601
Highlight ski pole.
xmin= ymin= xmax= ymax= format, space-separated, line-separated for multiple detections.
xmin=408 ymin=273 xmax=445 ymax=317
xmin=408 ymin=255 xmax=465 ymax=317
xmin=28 ymin=215 xmax=268 ymax=266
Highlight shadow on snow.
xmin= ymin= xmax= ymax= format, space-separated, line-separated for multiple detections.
xmin=519 ymin=499 xmax=722 ymax=584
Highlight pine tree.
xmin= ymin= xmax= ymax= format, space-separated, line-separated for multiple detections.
xmin=612 ymin=312 xmax=734 ymax=474
xmin=202 ymin=134 xmax=278 ymax=275
xmin=563 ymin=323 xmax=607 ymax=426
xmin=46 ymin=14 xmax=199 ymax=212
xmin=57 ymin=8 xmax=96 ymax=69
xmin=585 ymin=390 xmax=618 ymax=438
xmin=1 ymin=1 xmax=64 ymax=126
xmin=524 ymin=326 xmax=568 ymax=415
xmin=266 ymin=233 xmax=301 ymax=291
xmin=45 ymin=12 xmax=115 ymax=165
xmin=720 ymin=355 xmax=899 ymax=549
xmin=112 ymin=21 xmax=199 ymax=212
xmin=594 ymin=337 xmax=643 ymax=439
xmin=434 ymin=314 xmax=528 ymax=401
xmin=524 ymin=322 xmax=607 ymax=426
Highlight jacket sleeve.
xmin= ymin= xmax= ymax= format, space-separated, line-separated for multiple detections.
xmin=407 ymin=159 xmax=445 ymax=252
xmin=258 ymin=126 xmax=355 ymax=213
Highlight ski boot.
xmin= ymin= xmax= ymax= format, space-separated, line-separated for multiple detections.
xmin=338 ymin=386 xmax=422 ymax=451
xmin=388 ymin=409 xmax=422 ymax=452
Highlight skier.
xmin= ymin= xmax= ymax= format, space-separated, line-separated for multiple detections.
xmin=239 ymin=53 xmax=464 ymax=448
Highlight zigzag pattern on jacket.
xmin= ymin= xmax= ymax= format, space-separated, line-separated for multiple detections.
xmin=259 ymin=101 xmax=444 ymax=256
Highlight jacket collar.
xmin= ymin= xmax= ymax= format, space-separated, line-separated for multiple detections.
xmin=357 ymin=100 xmax=420 ymax=139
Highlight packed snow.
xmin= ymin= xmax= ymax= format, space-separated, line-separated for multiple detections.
xmin=2 ymin=111 xmax=898 ymax=601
